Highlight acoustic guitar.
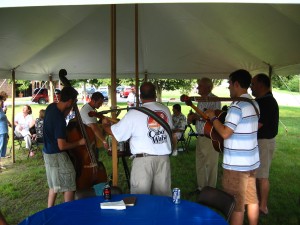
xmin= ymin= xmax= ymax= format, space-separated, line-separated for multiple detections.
xmin=180 ymin=94 xmax=226 ymax=153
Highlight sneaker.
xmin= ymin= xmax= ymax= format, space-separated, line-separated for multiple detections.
xmin=0 ymin=165 xmax=6 ymax=170
xmin=172 ymin=150 xmax=178 ymax=156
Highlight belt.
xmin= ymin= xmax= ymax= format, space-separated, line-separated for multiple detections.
xmin=134 ymin=153 xmax=168 ymax=158
xmin=198 ymin=134 xmax=205 ymax=137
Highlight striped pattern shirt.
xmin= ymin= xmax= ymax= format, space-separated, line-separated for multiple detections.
xmin=195 ymin=93 xmax=221 ymax=135
xmin=223 ymin=94 xmax=260 ymax=171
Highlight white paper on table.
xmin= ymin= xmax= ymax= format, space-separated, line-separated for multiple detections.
xmin=100 ymin=200 xmax=126 ymax=210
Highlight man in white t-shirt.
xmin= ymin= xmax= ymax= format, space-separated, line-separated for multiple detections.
xmin=80 ymin=92 xmax=109 ymax=154
xmin=102 ymin=82 xmax=173 ymax=196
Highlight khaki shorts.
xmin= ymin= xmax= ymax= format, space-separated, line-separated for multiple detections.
xmin=44 ymin=152 xmax=76 ymax=193
xmin=256 ymin=138 xmax=276 ymax=178
xmin=222 ymin=169 xmax=258 ymax=212
xmin=131 ymin=155 xmax=171 ymax=196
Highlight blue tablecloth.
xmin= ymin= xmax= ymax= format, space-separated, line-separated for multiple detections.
xmin=19 ymin=194 xmax=228 ymax=225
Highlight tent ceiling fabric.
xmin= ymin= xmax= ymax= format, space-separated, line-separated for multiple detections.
xmin=0 ymin=3 xmax=300 ymax=80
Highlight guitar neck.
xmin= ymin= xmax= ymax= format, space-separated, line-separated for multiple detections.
xmin=190 ymin=104 xmax=209 ymax=120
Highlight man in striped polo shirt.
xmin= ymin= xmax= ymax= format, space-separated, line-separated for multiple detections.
xmin=205 ymin=69 xmax=260 ymax=225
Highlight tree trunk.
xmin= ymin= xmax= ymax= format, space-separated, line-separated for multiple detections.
xmin=154 ymin=81 xmax=162 ymax=102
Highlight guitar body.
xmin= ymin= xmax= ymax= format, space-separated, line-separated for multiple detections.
xmin=203 ymin=110 xmax=226 ymax=153
xmin=180 ymin=94 xmax=226 ymax=153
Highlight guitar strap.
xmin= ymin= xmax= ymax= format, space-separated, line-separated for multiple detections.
xmin=190 ymin=96 xmax=260 ymax=118
xmin=129 ymin=106 xmax=174 ymax=151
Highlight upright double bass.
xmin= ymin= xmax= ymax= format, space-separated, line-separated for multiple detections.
xmin=59 ymin=69 xmax=107 ymax=190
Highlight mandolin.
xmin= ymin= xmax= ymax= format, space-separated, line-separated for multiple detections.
xmin=180 ymin=94 xmax=226 ymax=153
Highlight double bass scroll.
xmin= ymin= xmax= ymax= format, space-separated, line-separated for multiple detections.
xmin=180 ymin=94 xmax=225 ymax=153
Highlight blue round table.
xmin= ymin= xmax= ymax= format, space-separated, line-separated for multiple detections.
xmin=19 ymin=194 xmax=228 ymax=225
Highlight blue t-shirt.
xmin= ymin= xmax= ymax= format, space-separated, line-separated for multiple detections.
xmin=43 ymin=103 xmax=67 ymax=154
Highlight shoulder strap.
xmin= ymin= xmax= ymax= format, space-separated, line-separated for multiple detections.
xmin=129 ymin=107 xmax=173 ymax=151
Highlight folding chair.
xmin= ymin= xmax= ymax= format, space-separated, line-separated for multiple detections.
xmin=177 ymin=125 xmax=187 ymax=152
xmin=14 ymin=135 xmax=25 ymax=150
xmin=8 ymin=135 xmax=28 ymax=158
xmin=8 ymin=135 xmax=26 ymax=154
xmin=186 ymin=124 xmax=199 ymax=150
xmin=197 ymin=186 xmax=235 ymax=222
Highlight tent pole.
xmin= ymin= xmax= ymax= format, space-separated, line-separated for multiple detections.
xmin=48 ymin=75 xmax=54 ymax=103
xmin=11 ymin=70 xmax=16 ymax=163
xmin=111 ymin=4 xmax=118 ymax=187
xmin=135 ymin=4 xmax=140 ymax=107
xmin=268 ymin=64 xmax=273 ymax=92
xmin=0 ymin=79 xmax=7 ymax=89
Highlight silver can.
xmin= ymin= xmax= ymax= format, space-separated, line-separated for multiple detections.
xmin=172 ymin=188 xmax=181 ymax=204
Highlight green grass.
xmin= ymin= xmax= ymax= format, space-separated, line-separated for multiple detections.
xmin=1 ymin=93 xmax=300 ymax=225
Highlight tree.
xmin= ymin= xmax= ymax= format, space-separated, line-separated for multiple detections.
xmin=149 ymin=79 xmax=195 ymax=102
xmin=272 ymin=74 xmax=299 ymax=92
xmin=12 ymin=80 xmax=31 ymax=97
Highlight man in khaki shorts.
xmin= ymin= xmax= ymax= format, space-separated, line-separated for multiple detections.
xmin=43 ymin=86 xmax=86 ymax=207
xmin=251 ymin=73 xmax=279 ymax=215
xmin=206 ymin=69 xmax=260 ymax=225
xmin=102 ymin=82 xmax=173 ymax=196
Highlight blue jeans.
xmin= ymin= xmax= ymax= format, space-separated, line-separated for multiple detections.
xmin=0 ymin=133 xmax=8 ymax=157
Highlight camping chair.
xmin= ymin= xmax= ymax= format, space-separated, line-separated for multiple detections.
xmin=8 ymin=135 xmax=26 ymax=155
xmin=186 ymin=124 xmax=199 ymax=150
xmin=197 ymin=186 xmax=235 ymax=222
xmin=14 ymin=135 xmax=25 ymax=151
xmin=177 ymin=125 xmax=187 ymax=152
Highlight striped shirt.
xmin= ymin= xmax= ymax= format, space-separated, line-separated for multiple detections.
xmin=195 ymin=93 xmax=221 ymax=135
xmin=223 ymin=94 xmax=260 ymax=171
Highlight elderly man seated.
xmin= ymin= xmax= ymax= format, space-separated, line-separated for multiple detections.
xmin=171 ymin=104 xmax=187 ymax=156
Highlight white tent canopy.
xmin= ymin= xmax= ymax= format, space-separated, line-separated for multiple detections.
xmin=1 ymin=2 xmax=300 ymax=80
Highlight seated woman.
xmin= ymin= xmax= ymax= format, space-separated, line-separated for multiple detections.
xmin=14 ymin=105 xmax=35 ymax=151
xmin=32 ymin=109 xmax=45 ymax=143
xmin=28 ymin=109 xmax=45 ymax=157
